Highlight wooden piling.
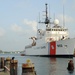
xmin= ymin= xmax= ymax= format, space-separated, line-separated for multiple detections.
xmin=10 ymin=60 xmax=18 ymax=75
xmin=0 ymin=57 xmax=5 ymax=69
xmin=0 ymin=57 xmax=10 ymax=75
xmin=0 ymin=57 xmax=18 ymax=75
xmin=0 ymin=57 xmax=5 ymax=73
xmin=4 ymin=57 xmax=11 ymax=72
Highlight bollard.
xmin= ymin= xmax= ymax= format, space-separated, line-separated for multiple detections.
xmin=22 ymin=59 xmax=36 ymax=75
xmin=10 ymin=60 xmax=18 ymax=75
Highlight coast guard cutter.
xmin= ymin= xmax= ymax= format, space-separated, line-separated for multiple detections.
xmin=23 ymin=4 xmax=75 ymax=57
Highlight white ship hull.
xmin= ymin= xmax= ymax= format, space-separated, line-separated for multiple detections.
xmin=24 ymin=38 xmax=75 ymax=57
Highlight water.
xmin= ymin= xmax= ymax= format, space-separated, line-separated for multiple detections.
xmin=0 ymin=53 xmax=75 ymax=75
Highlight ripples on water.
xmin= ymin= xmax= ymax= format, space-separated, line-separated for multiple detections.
xmin=0 ymin=53 xmax=75 ymax=75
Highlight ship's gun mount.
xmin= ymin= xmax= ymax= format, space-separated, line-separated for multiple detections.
xmin=29 ymin=37 xmax=37 ymax=46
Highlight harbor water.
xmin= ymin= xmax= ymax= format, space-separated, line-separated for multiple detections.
xmin=0 ymin=53 xmax=75 ymax=75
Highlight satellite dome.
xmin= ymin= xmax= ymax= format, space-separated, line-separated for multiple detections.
xmin=54 ymin=19 xmax=59 ymax=25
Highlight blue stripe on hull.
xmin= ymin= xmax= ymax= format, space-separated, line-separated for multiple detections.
xmin=48 ymin=43 xmax=50 ymax=55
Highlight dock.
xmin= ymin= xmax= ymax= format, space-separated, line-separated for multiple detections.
xmin=0 ymin=57 xmax=36 ymax=75
xmin=0 ymin=71 xmax=10 ymax=75
xmin=0 ymin=57 xmax=17 ymax=75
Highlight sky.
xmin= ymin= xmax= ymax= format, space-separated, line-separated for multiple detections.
xmin=0 ymin=0 xmax=75 ymax=51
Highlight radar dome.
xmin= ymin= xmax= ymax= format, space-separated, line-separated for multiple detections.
xmin=54 ymin=19 xmax=59 ymax=25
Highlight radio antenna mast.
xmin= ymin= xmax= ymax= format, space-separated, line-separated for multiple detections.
xmin=63 ymin=5 xmax=65 ymax=27
xmin=39 ymin=12 xmax=40 ymax=22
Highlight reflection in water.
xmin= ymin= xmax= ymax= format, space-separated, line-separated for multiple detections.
xmin=0 ymin=54 xmax=75 ymax=75
xmin=49 ymin=58 xmax=75 ymax=75
xmin=50 ymin=58 xmax=57 ymax=75
xmin=68 ymin=70 xmax=74 ymax=75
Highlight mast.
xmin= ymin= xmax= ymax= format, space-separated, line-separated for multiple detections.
xmin=39 ymin=3 xmax=50 ymax=25
xmin=45 ymin=3 xmax=50 ymax=24
xmin=63 ymin=5 xmax=65 ymax=27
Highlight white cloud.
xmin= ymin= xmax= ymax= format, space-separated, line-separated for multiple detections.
xmin=11 ymin=24 xmax=23 ymax=32
xmin=0 ymin=27 xmax=5 ymax=37
xmin=23 ymin=19 xmax=37 ymax=32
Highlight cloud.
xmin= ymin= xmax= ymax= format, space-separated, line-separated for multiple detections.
xmin=23 ymin=19 xmax=37 ymax=32
xmin=11 ymin=20 xmax=37 ymax=36
xmin=0 ymin=27 xmax=5 ymax=37
xmin=11 ymin=24 xmax=23 ymax=32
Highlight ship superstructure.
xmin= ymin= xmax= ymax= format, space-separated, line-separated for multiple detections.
xmin=37 ymin=4 xmax=69 ymax=42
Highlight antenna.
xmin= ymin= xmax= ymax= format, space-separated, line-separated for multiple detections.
xmin=49 ymin=4 xmax=51 ymax=22
xmin=49 ymin=4 xmax=52 ymax=27
xmin=63 ymin=5 xmax=65 ymax=27
xmin=54 ymin=13 xmax=55 ymax=20
xmin=45 ymin=3 xmax=50 ymax=24
xmin=38 ymin=3 xmax=50 ymax=25
xmin=39 ymin=12 xmax=40 ymax=23
xmin=46 ymin=3 xmax=48 ymax=19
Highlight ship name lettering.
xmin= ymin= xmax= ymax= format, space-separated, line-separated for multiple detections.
xmin=41 ymin=46 xmax=46 ymax=49
xmin=57 ymin=44 xmax=63 ymax=47
xmin=37 ymin=46 xmax=46 ymax=49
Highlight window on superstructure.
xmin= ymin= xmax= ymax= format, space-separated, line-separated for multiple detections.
xmin=65 ymin=29 xmax=67 ymax=31
xmin=57 ymin=29 xmax=59 ymax=31
xmin=61 ymin=29 xmax=62 ymax=31
xmin=58 ymin=29 xmax=60 ymax=31
xmin=46 ymin=29 xmax=51 ymax=31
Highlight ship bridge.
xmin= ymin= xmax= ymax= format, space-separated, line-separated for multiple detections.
xmin=45 ymin=19 xmax=69 ymax=42
xmin=37 ymin=3 xmax=69 ymax=43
